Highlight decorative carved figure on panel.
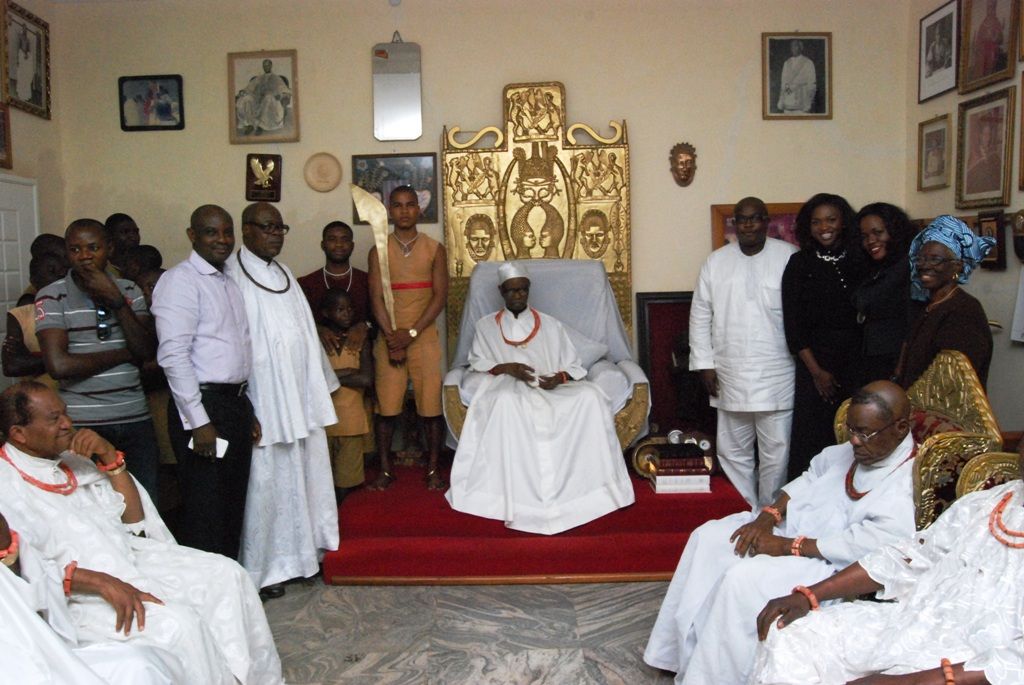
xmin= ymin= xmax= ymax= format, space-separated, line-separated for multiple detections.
xmin=509 ymin=143 xmax=564 ymax=259
xmin=508 ymin=87 xmax=562 ymax=138
xmin=464 ymin=214 xmax=497 ymax=262
xmin=579 ymin=209 xmax=611 ymax=258
xmin=669 ymin=141 xmax=697 ymax=187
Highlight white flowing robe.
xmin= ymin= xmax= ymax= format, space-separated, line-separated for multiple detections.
xmin=0 ymin=444 xmax=282 ymax=684
xmin=235 ymin=73 xmax=291 ymax=132
xmin=445 ymin=308 xmax=635 ymax=535
xmin=689 ymin=239 xmax=797 ymax=412
xmin=644 ymin=434 xmax=917 ymax=685
xmin=227 ymin=246 xmax=340 ymax=588
xmin=754 ymin=480 xmax=1024 ymax=685
xmin=778 ymin=54 xmax=816 ymax=112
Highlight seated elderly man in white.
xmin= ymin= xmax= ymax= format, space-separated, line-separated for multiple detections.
xmin=0 ymin=380 xmax=282 ymax=685
xmin=644 ymin=381 xmax=918 ymax=685
xmin=445 ymin=262 xmax=635 ymax=534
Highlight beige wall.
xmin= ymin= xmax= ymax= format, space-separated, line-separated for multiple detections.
xmin=33 ymin=2 xmax=1024 ymax=423
xmin=903 ymin=0 xmax=1022 ymax=428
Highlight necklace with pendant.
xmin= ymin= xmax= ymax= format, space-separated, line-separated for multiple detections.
xmin=392 ymin=233 xmax=419 ymax=257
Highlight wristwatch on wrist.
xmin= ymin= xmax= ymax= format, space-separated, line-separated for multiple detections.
xmin=408 ymin=328 xmax=419 ymax=339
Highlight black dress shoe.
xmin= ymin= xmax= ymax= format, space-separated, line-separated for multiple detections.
xmin=259 ymin=583 xmax=286 ymax=600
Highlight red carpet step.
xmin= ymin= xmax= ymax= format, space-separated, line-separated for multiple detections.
xmin=322 ymin=466 xmax=748 ymax=585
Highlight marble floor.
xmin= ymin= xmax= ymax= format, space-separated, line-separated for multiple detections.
xmin=264 ymin=579 xmax=676 ymax=685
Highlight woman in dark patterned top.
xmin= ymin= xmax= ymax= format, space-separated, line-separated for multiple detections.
xmin=897 ymin=215 xmax=995 ymax=389
xmin=782 ymin=193 xmax=866 ymax=479
xmin=852 ymin=203 xmax=914 ymax=383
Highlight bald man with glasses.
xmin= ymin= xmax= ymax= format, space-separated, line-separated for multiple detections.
xmin=644 ymin=381 xmax=917 ymax=685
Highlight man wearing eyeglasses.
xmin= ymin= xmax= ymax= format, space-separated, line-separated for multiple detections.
xmin=225 ymin=202 xmax=340 ymax=600
xmin=689 ymin=197 xmax=798 ymax=510
xmin=34 ymin=219 xmax=159 ymax=500
xmin=645 ymin=380 xmax=916 ymax=685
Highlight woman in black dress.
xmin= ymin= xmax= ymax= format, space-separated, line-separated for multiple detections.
xmin=852 ymin=203 xmax=914 ymax=382
xmin=782 ymin=193 xmax=864 ymax=479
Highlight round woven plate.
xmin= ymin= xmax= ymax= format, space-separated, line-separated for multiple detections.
xmin=304 ymin=152 xmax=343 ymax=192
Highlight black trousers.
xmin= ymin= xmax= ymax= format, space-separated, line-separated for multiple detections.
xmin=167 ymin=388 xmax=254 ymax=560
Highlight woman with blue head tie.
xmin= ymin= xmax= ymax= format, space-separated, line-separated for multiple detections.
xmin=896 ymin=214 xmax=994 ymax=388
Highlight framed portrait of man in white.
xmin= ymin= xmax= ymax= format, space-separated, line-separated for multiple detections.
xmin=918 ymin=0 xmax=958 ymax=102
xmin=762 ymin=32 xmax=832 ymax=120
xmin=3 ymin=1 xmax=50 ymax=119
xmin=228 ymin=49 xmax=299 ymax=144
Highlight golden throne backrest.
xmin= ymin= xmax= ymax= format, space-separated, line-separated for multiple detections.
xmin=442 ymin=81 xmax=632 ymax=358
xmin=956 ymin=452 xmax=1021 ymax=498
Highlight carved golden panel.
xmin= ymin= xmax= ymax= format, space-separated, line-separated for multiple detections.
xmin=442 ymin=82 xmax=632 ymax=349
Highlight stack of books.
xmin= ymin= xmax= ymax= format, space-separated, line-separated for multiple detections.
xmin=650 ymin=455 xmax=712 ymax=494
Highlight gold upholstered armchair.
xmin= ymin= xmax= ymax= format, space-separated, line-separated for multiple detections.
xmin=833 ymin=350 xmax=1002 ymax=529
xmin=443 ymin=260 xmax=650 ymax=450
xmin=956 ymin=451 xmax=1021 ymax=498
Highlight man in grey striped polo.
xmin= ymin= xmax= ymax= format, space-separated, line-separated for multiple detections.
xmin=35 ymin=219 xmax=159 ymax=499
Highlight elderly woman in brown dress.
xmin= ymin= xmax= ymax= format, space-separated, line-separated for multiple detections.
xmin=896 ymin=215 xmax=995 ymax=388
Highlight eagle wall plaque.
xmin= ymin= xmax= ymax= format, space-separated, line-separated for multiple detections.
xmin=442 ymin=82 xmax=632 ymax=350
xmin=246 ymin=153 xmax=282 ymax=202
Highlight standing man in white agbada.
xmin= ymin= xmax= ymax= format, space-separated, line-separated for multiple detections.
xmin=227 ymin=202 xmax=340 ymax=599
xmin=644 ymin=382 xmax=917 ymax=685
xmin=690 ymin=196 xmax=798 ymax=507
xmin=777 ymin=39 xmax=817 ymax=113
xmin=445 ymin=262 xmax=635 ymax=534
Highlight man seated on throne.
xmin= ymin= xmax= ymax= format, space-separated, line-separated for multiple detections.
xmin=444 ymin=262 xmax=635 ymax=535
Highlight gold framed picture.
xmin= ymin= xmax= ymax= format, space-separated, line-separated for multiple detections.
xmin=959 ymin=0 xmax=1019 ymax=94
xmin=918 ymin=114 xmax=951 ymax=191
xmin=956 ymin=85 xmax=1015 ymax=209
xmin=228 ymin=49 xmax=299 ymax=144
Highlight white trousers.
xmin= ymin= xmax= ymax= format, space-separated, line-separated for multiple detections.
xmin=716 ymin=409 xmax=792 ymax=508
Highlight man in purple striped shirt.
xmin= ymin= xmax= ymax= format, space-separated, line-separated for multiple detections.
xmin=152 ymin=205 xmax=260 ymax=559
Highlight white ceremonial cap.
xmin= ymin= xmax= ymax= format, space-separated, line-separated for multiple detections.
xmin=497 ymin=261 xmax=529 ymax=285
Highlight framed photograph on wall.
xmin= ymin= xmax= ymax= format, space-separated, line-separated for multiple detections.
xmin=918 ymin=114 xmax=951 ymax=191
xmin=959 ymin=0 xmax=1018 ymax=94
xmin=956 ymin=85 xmax=1015 ymax=209
xmin=351 ymin=152 xmax=438 ymax=224
xmin=710 ymin=202 xmax=803 ymax=249
xmin=977 ymin=210 xmax=1007 ymax=269
xmin=228 ymin=49 xmax=298 ymax=144
xmin=118 ymin=75 xmax=184 ymax=131
xmin=762 ymin=32 xmax=832 ymax=120
xmin=919 ymin=0 xmax=959 ymax=102
xmin=4 ymin=1 xmax=50 ymax=119
xmin=0 ymin=104 xmax=13 ymax=169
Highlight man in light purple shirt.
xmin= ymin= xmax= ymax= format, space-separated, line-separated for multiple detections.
xmin=151 ymin=204 xmax=261 ymax=559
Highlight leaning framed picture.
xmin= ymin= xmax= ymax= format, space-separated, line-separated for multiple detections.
xmin=959 ymin=0 xmax=1018 ymax=94
xmin=118 ymin=75 xmax=184 ymax=131
xmin=918 ymin=114 xmax=951 ymax=191
xmin=351 ymin=152 xmax=438 ymax=224
xmin=919 ymin=0 xmax=959 ymax=102
xmin=228 ymin=49 xmax=298 ymax=144
xmin=0 ymin=104 xmax=12 ymax=169
xmin=710 ymin=202 xmax=803 ymax=249
xmin=761 ymin=32 xmax=832 ymax=120
xmin=956 ymin=85 xmax=1015 ymax=209
xmin=4 ymin=1 xmax=50 ymax=119
xmin=977 ymin=210 xmax=1007 ymax=270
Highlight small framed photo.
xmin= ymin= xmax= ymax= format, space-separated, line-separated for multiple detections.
xmin=918 ymin=114 xmax=951 ymax=191
xmin=352 ymin=152 xmax=438 ymax=224
xmin=977 ymin=210 xmax=1007 ymax=270
xmin=709 ymin=202 xmax=803 ymax=249
xmin=228 ymin=49 xmax=298 ymax=144
xmin=762 ymin=33 xmax=832 ymax=120
xmin=0 ymin=104 xmax=12 ymax=169
xmin=959 ymin=0 xmax=1018 ymax=94
xmin=118 ymin=75 xmax=184 ymax=131
xmin=956 ymin=85 xmax=1015 ymax=209
xmin=919 ymin=0 xmax=959 ymax=102
xmin=4 ymin=1 xmax=50 ymax=119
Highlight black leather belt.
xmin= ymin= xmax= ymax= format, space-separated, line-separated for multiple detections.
xmin=198 ymin=381 xmax=248 ymax=397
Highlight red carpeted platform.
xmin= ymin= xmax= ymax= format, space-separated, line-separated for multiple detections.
xmin=322 ymin=465 xmax=748 ymax=585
